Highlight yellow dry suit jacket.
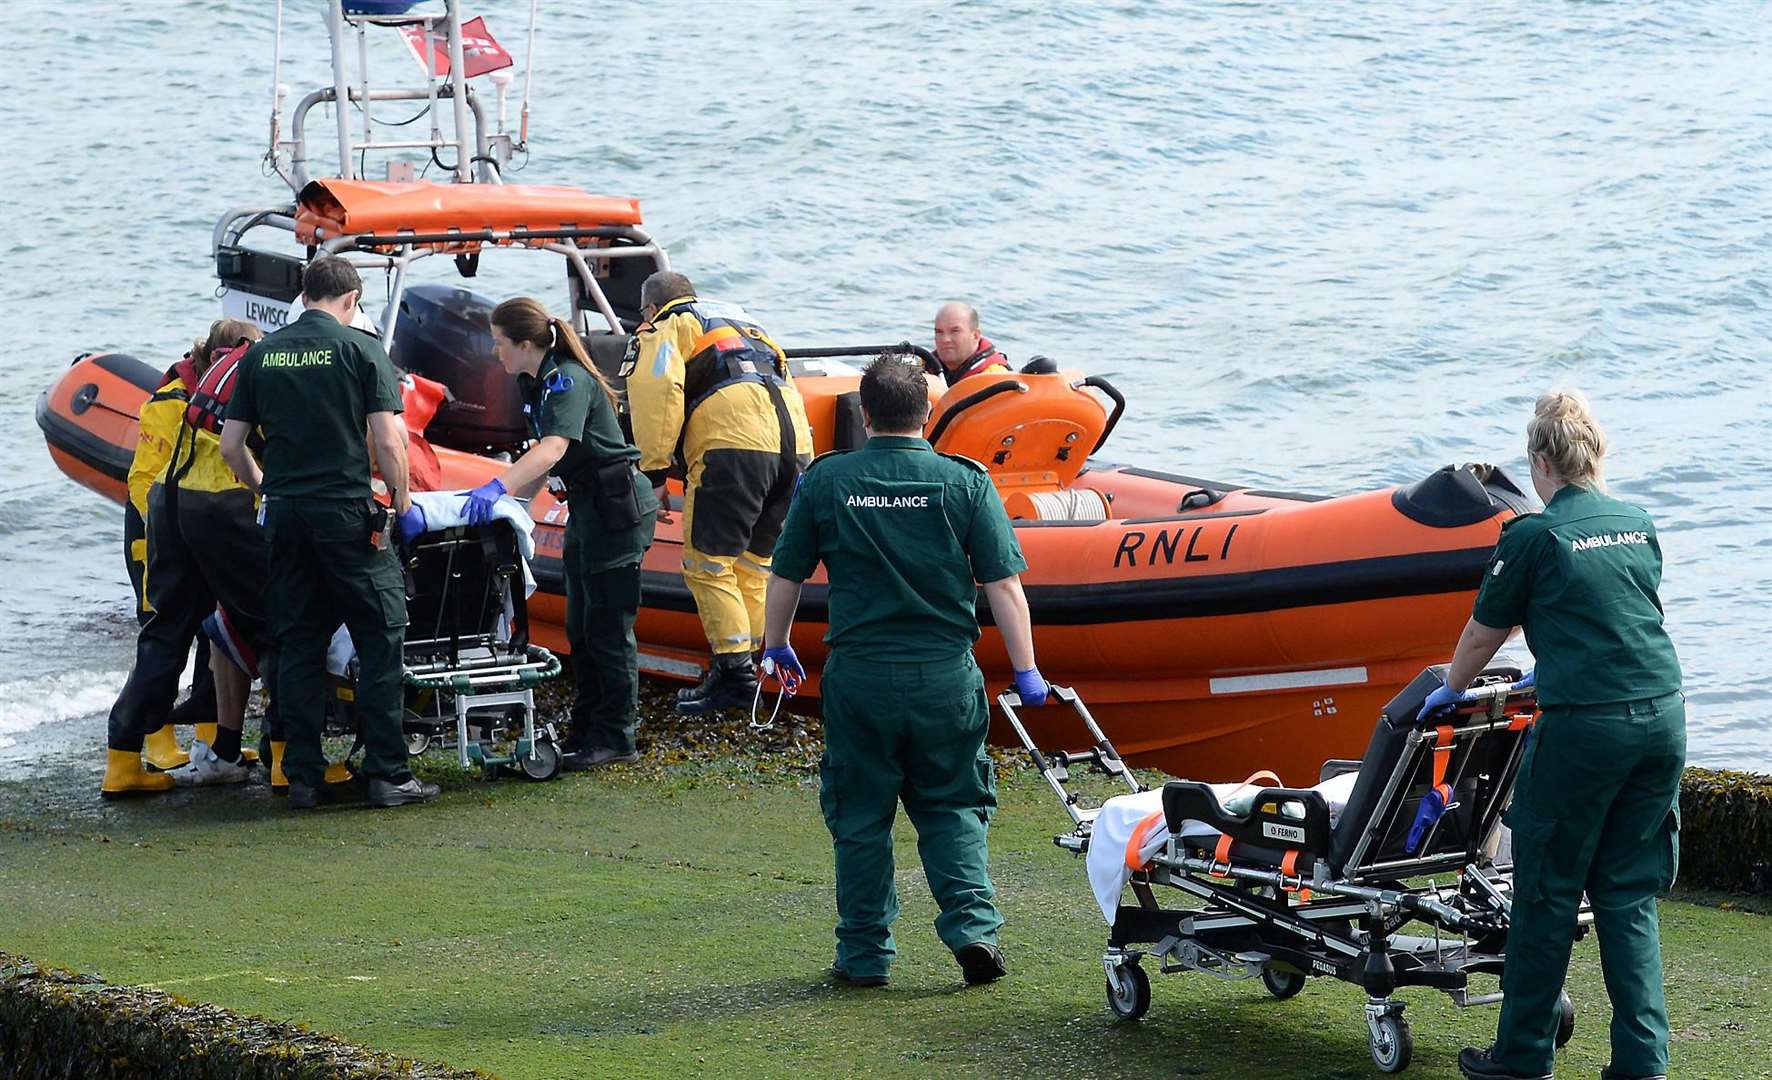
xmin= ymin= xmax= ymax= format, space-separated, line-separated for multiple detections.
xmin=126 ymin=371 xmax=251 ymax=614
xmin=624 ymin=296 xmax=813 ymax=482
xmin=126 ymin=375 xmax=190 ymax=616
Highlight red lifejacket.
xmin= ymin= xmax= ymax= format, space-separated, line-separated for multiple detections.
xmin=942 ymin=337 xmax=1011 ymax=386
xmin=183 ymin=343 xmax=253 ymax=433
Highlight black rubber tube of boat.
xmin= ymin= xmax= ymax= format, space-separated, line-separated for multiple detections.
xmin=1080 ymin=375 xmax=1126 ymax=454
xmin=925 ymin=379 xmax=1030 ymax=446
xmin=784 ymin=342 xmax=943 ymax=376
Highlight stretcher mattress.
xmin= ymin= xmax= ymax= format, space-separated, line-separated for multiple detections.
xmin=1087 ymin=771 xmax=1358 ymax=924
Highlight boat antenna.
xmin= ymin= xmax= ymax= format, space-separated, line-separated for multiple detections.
xmin=268 ymin=0 xmax=284 ymax=171
xmin=518 ymin=0 xmax=538 ymax=149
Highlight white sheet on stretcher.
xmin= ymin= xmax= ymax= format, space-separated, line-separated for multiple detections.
xmin=407 ymin=491 xmax=538 ymax=598
xmin=1086 ymin=771 xmax=1360 ymax=925
xmin=323 ymin=493 xmax=538 ymax=677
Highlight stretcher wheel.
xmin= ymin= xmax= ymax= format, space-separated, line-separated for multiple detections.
xmin=520 ymin=738 xmax=561 ymax=782
xmin=1105 ymin=962 xmax=1150 ymax=1021
xmin=402 ymin=709 xmax=431 ymax=757
xmin=1369 ymin=1011 xmax=1413 ymax=1073
xmin=1260 ymin=965 xmax=1305 ymax=1000
xmin=1555 ymin=991 xmax=1576 ymax=1048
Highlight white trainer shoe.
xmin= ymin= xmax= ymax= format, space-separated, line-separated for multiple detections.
xmin=168 ymin=741 xmax=251 ymax=786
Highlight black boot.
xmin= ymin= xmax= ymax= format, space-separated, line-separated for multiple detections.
xmin=1457 ymin=1047 xmax=1551 ymax=1080
xmin=674 ymin=654 xmax=759 ymax=715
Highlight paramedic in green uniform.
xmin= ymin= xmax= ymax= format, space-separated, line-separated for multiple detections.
xmin=1430 ymin=392 xmax=1683 ymax=1080
xmin=761 ymin=354 xmax=1049 ymax=988
xmin=457 ymin=297 xmax=657 ymax=769
xmin=220 ymin=255 xmax=437 ymax=810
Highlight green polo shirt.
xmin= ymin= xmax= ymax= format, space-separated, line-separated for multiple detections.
xmin=771 ymin=435 xmax=1028 ymax=662
xmin=228 ymin=308 xmax=404 ymax=500
xmin=1472 ymin=484 xmax=1681 ymax=708
xmin=520 ymin=352 xmax=657 ymax=573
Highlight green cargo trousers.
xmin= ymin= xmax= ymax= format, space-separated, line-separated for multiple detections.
xmin=818 ymin=651 xmax=1003 ymax=978
xmin=1494 ymin=691 xmax=1685 ymax=1078
xmin=264 ymin=497 xmax=413 ymax=789
xmin=564 ymin=560 xmax=642 ymax=756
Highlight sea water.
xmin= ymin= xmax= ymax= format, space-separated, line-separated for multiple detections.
xmin=2 ymin=1 xmax=1766 ymax=769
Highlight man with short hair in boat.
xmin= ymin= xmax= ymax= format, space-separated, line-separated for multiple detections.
xmin=760 ymin=353 xmax=1048 ymax=989
xmin=932 ymin=302 xmax=1010 ymax=386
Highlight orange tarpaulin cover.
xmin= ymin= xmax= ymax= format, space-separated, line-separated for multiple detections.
xmin=400 ymin=371 xmax=450 ymax=492
xmin=295 ymin=179 xmax=642 ymax=245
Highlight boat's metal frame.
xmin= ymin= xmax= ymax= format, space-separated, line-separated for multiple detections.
xmin=224 ymin=1 xmax=666 ymax=348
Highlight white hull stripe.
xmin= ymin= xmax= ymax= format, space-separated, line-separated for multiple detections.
xmin=1209 ymin=666 xmax=1369 ymax=695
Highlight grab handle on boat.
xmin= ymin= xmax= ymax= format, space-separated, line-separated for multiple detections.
xmin=1076 ymin=375 xmax=1126 ymax=455
xmin=926 ymin=379 xmax=1029 ymax=448
xmin=784 ymin=342 xmax=943 ymax=376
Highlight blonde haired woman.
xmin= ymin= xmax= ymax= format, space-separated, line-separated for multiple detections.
xmin=1435 ymin=392 xmax=1683 ymax=1080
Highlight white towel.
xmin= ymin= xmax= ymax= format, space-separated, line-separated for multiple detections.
xmin=408 ymin=490 xmax=537 ymax=597
xmin=1085 ymin=771 xmax=1360 ymax=925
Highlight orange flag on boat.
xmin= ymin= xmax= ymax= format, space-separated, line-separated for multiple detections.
xmin=398 ymin=16 xmax=512 ymax=79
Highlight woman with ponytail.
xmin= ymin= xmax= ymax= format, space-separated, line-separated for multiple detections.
xmin=1435 ymin=391 xmax=1684 ymax=1080
xmin=459 ymin=297 xmax=658 ymax=769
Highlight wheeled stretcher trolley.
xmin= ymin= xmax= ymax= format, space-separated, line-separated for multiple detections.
xmin=327 ymin=519 xmax=562 ymax=780
xmin=1002 ymin=668 xmax=1590 ymax=1074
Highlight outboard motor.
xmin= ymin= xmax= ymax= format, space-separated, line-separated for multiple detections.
xmin=391 ymin=284 xmax=528 ymax=453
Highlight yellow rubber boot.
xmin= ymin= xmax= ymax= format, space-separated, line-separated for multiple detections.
xmin=268 ymin=741 xmax=289 ymax=793
xmin=143 ymin=724 xmax=189 ymax=772
xmin=102 ymin=749 xmax=176 ymax=799
xmin=195 ymin=723 xmax=260 ymax=765
xmin=323 ymin=761 xmax=355 ymax=784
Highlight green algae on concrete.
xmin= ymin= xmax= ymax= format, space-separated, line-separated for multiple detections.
xmin=0 ymin=703 xmax=1767 ymax=1080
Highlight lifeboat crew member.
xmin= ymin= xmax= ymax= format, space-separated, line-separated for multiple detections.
xmin=625 ymin=271 xmax=814 ymax=714
xmin=761 ymin=354 xmax=1049 ymax=988
xmin=101 ymin=320 xmax=258 ymax=797
xmin=220 ymin=255 xmax=435 ymax=810
xmin=457 ymin=298 xmax=658 ymax=769
xmin=1428 ymin=391 xmax=1683 ymax=1080
xmin=931 ymin=302 xmax=1009 ymax=387
xmin=120 ymin=337 xmax=225 ymax=771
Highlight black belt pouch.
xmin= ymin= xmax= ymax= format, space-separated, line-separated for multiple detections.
xmin=594 ymin=461 xmax=643 ymax=531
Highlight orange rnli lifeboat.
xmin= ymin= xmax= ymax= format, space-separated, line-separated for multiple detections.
xmin=40 ymin=340 xmax=1528 ymax=785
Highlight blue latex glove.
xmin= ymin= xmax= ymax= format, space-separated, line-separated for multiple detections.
xmin=1512 ymin=670 xmax=1536 ymax=692
xmin=760 ymin=643 xmax=804 ymax=696
xmin=460 ymin=477 xmax=506 ymax=526
xmin=1417 ymin=683 xmax=1471 ymax=723
xmin=1406 ymin=784 xmax=1453 ymax=854
xmin=396 ymin=504 xmax=427 ymax=547
xmin=1013 ymin=667 xmax=1049 ymax=706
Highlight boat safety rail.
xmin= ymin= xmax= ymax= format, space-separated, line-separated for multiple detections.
xmin=784 ymin=343 xmax=942 ymax=376
xmin=998 ymin=686 xmax=1144 ymax=827
xmin=403 ymin=644 xmax=559 ymax=692
xmin=319 ymin=223 xmax=657 ymax=252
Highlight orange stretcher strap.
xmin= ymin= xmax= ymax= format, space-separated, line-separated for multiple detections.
xmin=1125 ymin=810 xmax=1166 ymax=872
xmin=1429 ymin=724 xmax=1455 ymax=803
xmin=1227 ymin=770 xmax=1282 ymax=800
xmin=1209 ymin=833 xmax=1235 ymax=875
xmin=1279 ymin=849 xmax=1313 ymax=900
